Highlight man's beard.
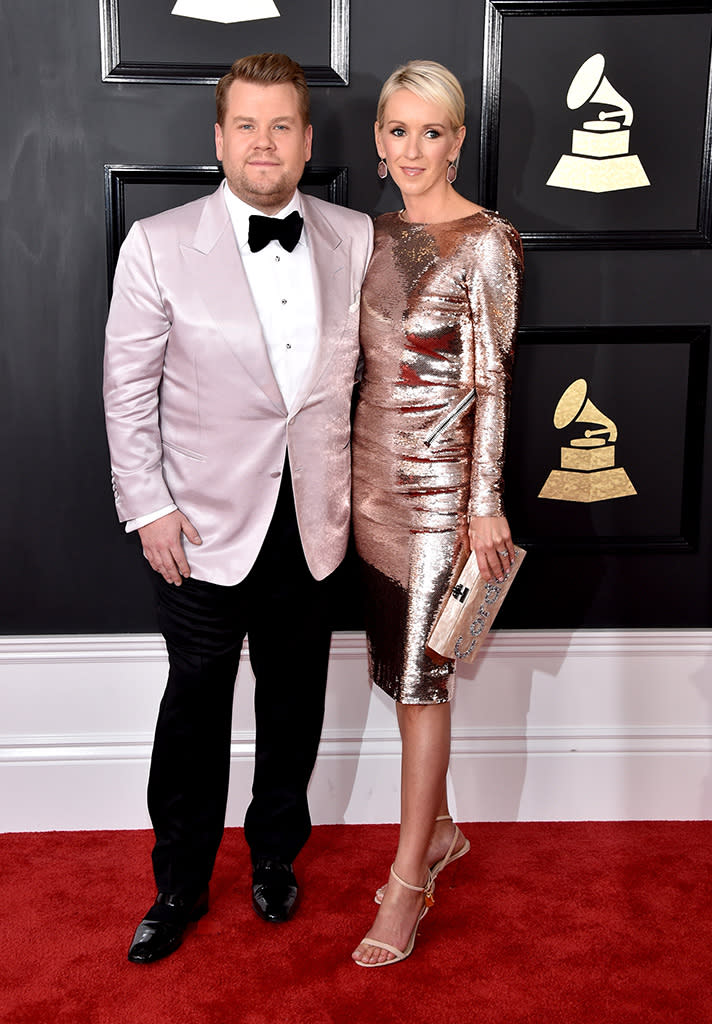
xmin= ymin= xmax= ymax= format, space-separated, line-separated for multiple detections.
xmin=226 ymin=166 xmax=302 ymax=213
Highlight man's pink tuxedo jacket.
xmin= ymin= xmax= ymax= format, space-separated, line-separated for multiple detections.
xmin=103 ymin=186 xmax=374 ymax=586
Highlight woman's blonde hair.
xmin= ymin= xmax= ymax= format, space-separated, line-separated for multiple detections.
xmin=376 ymin=60 xmax=465 ymax=130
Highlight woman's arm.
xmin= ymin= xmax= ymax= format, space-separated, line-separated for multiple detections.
xmin=465 ymin=218 xmax=523 ymax=581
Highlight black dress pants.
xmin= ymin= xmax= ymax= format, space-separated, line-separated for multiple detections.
xmin=147 ymin=464 xmax=332 ymax=897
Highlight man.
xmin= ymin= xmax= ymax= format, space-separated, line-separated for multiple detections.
xmin=103 ymin=52 xmax=373 ymax=964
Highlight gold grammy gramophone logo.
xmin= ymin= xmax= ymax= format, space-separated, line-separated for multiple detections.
xmin=547 ymin=53 xmax=650 ymax=193
xmin=538 ymin=379 xmax=636 ymax=503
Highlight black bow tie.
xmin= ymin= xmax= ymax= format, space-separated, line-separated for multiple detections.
xmin=247 ymin=211 xmax=303 ymax=253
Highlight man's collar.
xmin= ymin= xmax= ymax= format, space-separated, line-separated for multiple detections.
xmin=222 ymin=181 xmax=305 ymax=250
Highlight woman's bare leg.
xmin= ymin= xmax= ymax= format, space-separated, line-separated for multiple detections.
xmin=352 ymin=701 xmax=451 ymax=965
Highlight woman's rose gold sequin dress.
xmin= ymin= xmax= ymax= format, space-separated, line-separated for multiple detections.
xmin=352 ymin=210 xmax=523 ymax=704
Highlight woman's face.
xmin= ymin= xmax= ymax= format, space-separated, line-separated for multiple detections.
xmin=375 ymin=88 xmax=465 ymax=202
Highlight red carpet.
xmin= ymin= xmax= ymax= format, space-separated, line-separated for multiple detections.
xmin=1 ymin=822 xmax=711 ymax=1023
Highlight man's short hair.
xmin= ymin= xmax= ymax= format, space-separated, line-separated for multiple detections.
xmin=216 ymin=52 xmax=310 ymax=127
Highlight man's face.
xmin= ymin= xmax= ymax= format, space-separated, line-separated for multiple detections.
xmin=215 ymin=79 xmax=312 ymax=214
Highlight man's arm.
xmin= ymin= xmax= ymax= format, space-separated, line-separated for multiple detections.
xmin=103 ymin=221 xmax=200 ymax=583
xmin=103 ymin=220 xmax=178 ymax=521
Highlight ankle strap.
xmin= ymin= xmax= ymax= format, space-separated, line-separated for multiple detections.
xmin=390 ymin=864 xmax=426 ymax=892
xmin=435 ymin=815 xmax=453 ymax=823
xmin=390 ymin=864 xmax=435 ymax=906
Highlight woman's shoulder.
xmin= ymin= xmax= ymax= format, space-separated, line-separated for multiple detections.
xmin=370 ymin=207 xmax=522 ymax=267
xmin=471 ymin=208 xmax=520 ymax=240
xmin=373 ymin=210 xmax=402 ymax=230
xmin=467 ymin=209 xmax=523 ymax=265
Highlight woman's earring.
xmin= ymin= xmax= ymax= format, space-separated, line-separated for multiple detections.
xmin=446 ymin=161 xmax=458 ymax=184
xmin=377 ymin=158 xmax=388 ymax=180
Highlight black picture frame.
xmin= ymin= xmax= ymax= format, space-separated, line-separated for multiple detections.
xmin=480 ymin=1 xmax=712 ymax=249
xmin=100 ymin=0 xmax=350 ymax=85
xmin=104 ymin=162 xmax=348 ymax=289
xmin=506 ymin=324 xmax=709 ymax=552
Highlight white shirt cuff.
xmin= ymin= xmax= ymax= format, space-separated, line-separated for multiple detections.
xmin=125 ymin=504 xmax=178 ymax=533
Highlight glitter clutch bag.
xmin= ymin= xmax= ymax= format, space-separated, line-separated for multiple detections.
xmin=427 ymin=546 xmax=526 ymax=663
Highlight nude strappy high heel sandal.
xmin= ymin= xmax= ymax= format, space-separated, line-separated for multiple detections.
xmin=354 ymin=865 xmax=435 ymax=967
xmin=374 ymin=816 xmax=470 ymax=904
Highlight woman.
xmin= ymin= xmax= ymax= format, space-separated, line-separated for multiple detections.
xmin=351 ymin=60 xmax=523 ymax=967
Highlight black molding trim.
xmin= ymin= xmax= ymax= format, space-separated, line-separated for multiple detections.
xmin=100 ymin=0 xmax=350 ymax=85
xmin=104 ymin=163 xmax=349 ymax=290
xmin=511 ymin=324 xmax=710 ymax=553
xmin=480 ymin=0 xmax=712 ymax=249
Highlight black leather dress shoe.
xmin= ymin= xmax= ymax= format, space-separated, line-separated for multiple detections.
xmin=127 ymin=889 xmax=209 ymax=964
xmin=252 ymin=858 xmax=298 ymax=923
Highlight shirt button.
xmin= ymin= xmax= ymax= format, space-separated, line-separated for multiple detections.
xmin=275 ymin=255 xmax=280 ymax=262
xmin=281 ymin=299 xmax=287 ymax=305
xmin=286 ymin=343 xmax=292 ymax=349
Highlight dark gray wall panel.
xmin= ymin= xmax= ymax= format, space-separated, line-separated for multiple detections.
xmin=2 ymin=0 xmax=711 ymax=632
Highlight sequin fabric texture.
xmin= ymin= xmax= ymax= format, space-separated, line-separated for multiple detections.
xmin=352 ymin=210 xmax=523 ymax=703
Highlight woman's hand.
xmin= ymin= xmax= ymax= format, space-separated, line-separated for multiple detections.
xmin=468 ymin=515 xmax=514 ymax=582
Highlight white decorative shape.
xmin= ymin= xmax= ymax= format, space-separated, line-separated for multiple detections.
xmin=171 ymin=0 xmax=280 ymax=24
xmin=3 ymin=631 xmax=712 ymax=828
xmin=547 ymin=52 xmax=649 ymax=193
xmin=566 ymin=53 xmax=634 ymax=127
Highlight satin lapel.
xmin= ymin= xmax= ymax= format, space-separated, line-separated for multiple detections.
xmin=180 ymin=187 xmax=286 ymax=413
xmin=291 ymin=194 xmax=350 ymax=411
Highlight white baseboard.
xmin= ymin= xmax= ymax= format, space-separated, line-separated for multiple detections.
xmin=2 ymin=630 xmax=712 ymax=830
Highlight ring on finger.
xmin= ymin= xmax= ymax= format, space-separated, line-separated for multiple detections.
xmin=498 ymin=549 xmax=508 ymax=557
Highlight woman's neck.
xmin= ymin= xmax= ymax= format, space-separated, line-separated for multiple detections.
xmin=401 ymin=188 xmax=479 ymax=226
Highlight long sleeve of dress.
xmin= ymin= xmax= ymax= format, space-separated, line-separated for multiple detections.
xmin=466 ymin=218 xmax=523 ymax=519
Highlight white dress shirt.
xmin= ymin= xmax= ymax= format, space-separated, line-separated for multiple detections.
xmin=126 ymin=181 xmax=318 ymax=533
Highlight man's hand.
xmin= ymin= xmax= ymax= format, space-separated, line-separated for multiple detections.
xmin=138 ymin=510 xmax=202 ymax=585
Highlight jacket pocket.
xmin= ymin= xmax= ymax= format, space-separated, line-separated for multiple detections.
xmin=162 ymin=439 xmax=206 ymax=461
